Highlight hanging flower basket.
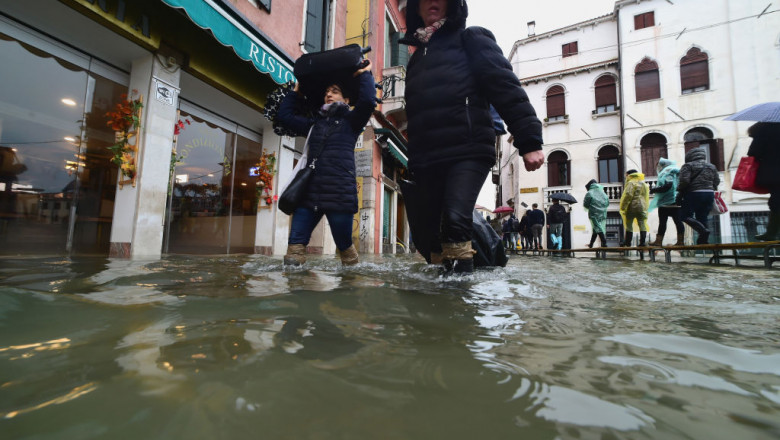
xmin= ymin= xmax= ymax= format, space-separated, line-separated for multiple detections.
xmin=106 ymin=90 xmax=143 ymax=188
xmin=254 ymin=150 xmax=276 ymax=208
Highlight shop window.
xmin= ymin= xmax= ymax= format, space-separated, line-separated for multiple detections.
xmin=546 ymin=85 xmax=566 ymax=121
xmin=594 ymin=74 xmax=617 ymax=113
xmin=635 ymin=57 xmax=660 ymax=102
xmin=634 ymin=11 xmax=655 ymax=30
xmin=562 ymin=41 xmax=578 ymax=58
xmin=547 ymin=151 xmax=570 ymax=187
xmin=598 ymin=145 xmax=622 ymax=183
xmin=304 ymin=0 xmax=332 ymax=52
xmin=684 ymin=127 xmax=724 ymax=171
xmin=640 ymin=133 xmax=668 ymax=177
xmin=680 ymin=47 xmax=709 ymax=94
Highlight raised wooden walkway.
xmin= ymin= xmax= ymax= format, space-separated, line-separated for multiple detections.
xmin=511 ymin=241 xmax=780 ymax=268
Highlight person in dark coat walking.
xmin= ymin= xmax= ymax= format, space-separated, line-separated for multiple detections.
xmin=276 ymin=63 xmax=376 ymax=266
xmin=527 ymin=204 xmax=546 ymax=250
xmin=547 ymin=199 xmax=567 ymax=249
xmin=747 ymin=122 xmax=780 ymax=240
xmin=401 ymin=0 xmax=544 ymax=273
xmin=678 ymin=147 xmax=720 ymax=244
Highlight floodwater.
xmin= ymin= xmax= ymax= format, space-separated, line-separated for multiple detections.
xmin=1 ymin=254 xmax=779 ymax=440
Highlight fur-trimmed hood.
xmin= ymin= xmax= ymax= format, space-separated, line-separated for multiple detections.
xmin=401 ymin=0 xmax=468 ymax=45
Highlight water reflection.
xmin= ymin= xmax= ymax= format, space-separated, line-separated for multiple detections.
xmin=0 ymin=254 xmax=778 ymax=439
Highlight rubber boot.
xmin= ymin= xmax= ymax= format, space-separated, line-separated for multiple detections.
xmin=283 ymin=244 xmax=306 ymax=266
xmin=674 ymin=233 xmax=685 ymax=246
xmin=622 ymin=231 xmax=633 ymax=247
xmin=755 ymin=212 xmax=780 ymax=241
xmin=598 ymin=233 xmax=607 ymax=248
xmin=586 ymin=233 xmax=597 ymax=248
xmin=648 ymin=233 xmax=664 ymax=246
xmin=441 ymin=241 xmax=476 ymax=275
xmin=639 ymin=231 xmax=647 ymax=247
xmin=684 ymin=217 xmax=710 ymax=244
xmin=339 ymin=244 xmax=359 ymax=266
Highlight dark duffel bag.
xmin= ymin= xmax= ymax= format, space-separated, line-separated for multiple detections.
xmin=294 ymin=44 xmax=369 ymax=105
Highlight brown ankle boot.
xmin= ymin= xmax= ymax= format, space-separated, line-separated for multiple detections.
xmin=339 ymin=244 xmax=359 ymax=266
xmin=648 ymin=233 xmax=664 ymax=246
xmin=283 ymin=244 xmax=306 ymax=266
xmin=441 ymin=241 xmax=476 ymax=274
xmin=674 ymin=233 xmax=684 ymax=246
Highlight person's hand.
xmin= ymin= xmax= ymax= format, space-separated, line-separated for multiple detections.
xmin=522 ymin=150 xmax=545 ymax=171
xmin=293 ymin=81 xmax=300 ymax=93
xmin=354 ymin=60 xmax=372 ymax=76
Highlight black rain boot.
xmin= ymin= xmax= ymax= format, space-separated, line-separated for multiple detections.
xmin=452 ymin=259 xmax=474 ymax=274
xmin=684 ymin=217 xmax=710 ymax=244
xmin=598 ymin=233 xmax=607 ymax=247
xmin=622 ymin=232 xmax=633 ymax=247
xmin=639 ymin=231 xmax=647 ymax=247
xmin=586 ymin=233 xmax=597 ymax=248
xmin=756 ymin=212 xmax=780 ymax=241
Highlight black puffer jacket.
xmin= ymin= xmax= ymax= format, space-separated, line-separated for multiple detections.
xmin=400 ymin=0 xmax=543 ymax=172
xmin=277 ymin=71 xmax=376 ymax=213
xmin=747 ymin=123 xmax=780 ymax=188
xmin=678 ymin=147 xmax=720 ymax=193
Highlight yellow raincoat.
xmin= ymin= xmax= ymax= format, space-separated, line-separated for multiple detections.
xmin=619 ymin=171 xmax=650 ymax=232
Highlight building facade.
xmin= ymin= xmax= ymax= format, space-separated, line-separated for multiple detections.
xmin=500 ymin=0 xmax=779 ymax=248
xmin=1 ymin=0 xmax=412 ymax=259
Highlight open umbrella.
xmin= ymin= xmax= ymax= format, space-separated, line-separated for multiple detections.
xmin=724 ymin=102 xmax=780 ymax=123
xmin=549 ymin=192 xmax=577 ymax=204
xmin=493 ymin=205 xmax=514 ymax=214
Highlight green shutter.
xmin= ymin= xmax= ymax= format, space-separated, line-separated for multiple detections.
xmin=304 ymin=0 xmax=325 ymax=52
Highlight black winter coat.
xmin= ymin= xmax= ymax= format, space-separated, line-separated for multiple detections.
xmin=400 ymin=0 xmax=543 ymax=172
xmin=277 ymin=71 xmax=376 ymax=213
xmin=747 ymin=123 xmax=780 ymax=188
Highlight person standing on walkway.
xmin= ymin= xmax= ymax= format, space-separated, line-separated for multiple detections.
xmin=648 ymin=158 xmax=685 ymax=246
xmin=678 ymin=147 xmax=720 ymax=244
xmin=747 ymin=122 xmax=780 ymax=241
xmin=400 ymin=0 xmax=544 ymax=273
xmin=527 ymin=203 xmax=545 ymax=250
xmin=583 ymin=179 xmax=609 ymax=248
xmin=510 ymin=213 xmax=521 ymax=252
xmin=547 ymin=198 xmax=567 ymax=250
xmin=619 ymin=169 xmax=650 ymax=247
xmin=276 ymin=63 xmax=376 ymax=267
xmin=501 ymin=216 xmax=513 ymax=251
xmin=519 ymin=211 xmax=531 ymax=250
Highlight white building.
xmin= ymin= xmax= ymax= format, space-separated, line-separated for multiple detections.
xmin=500 ymin=0 xmax=779 ymax=248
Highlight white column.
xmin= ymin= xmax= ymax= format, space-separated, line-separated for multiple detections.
xmin=109 ymin=54 xmax=179 ymax=258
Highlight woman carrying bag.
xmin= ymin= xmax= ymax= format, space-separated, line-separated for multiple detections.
xmin=678 ymin=147 xmax=720 ymax=244
xmin=747 ymin=122 xmax=780 ymax=241
xmin=276 ymin=62 xmax=376 ymax=266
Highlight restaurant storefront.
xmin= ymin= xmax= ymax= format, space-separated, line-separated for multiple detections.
xmin=0 ymin=0 xmax=297 ymax=258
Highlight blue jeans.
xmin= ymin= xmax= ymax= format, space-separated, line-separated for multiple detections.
xmin=681 ymin=191 xmax=714 ymax=227
xmin=289 ymin=207 xmax=354 ymax=251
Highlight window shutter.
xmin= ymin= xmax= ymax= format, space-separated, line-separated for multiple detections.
xmin=257 ymin=0 xmax=271 ymax=11
xmin=635 ymin=70 xmax=660 ymax=101
xmin=684 ymin=141 xmax=700 ymax=155
xmin=562 ymin=42 xmax=577 ymax=57
xmin=391 ymin=33 xmax=409 ymax=66
xmin=595 ymin=76 xmax=617 ymax=107
xmin=681 ymin=61 xmax=709 ymax=91
xmin=634 ymin=14 xmax=643 ymax=30
xmin=713 ymin=138 xmax=725 ymax=171
xmin=641 ymin=145 xmax=666 ymax=177
xmin=548 ymin=160 xmax=558 ymax=186
xmin=546 ymin=86 xmax=565 ymax=117
xmin=304 ymin=0 xmax=325 ymax=52
xmin=634 ymin=12 xmax=654 ymax=30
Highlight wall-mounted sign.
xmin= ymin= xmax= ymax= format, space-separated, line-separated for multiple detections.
xmin=520 ymin=187 xmax=539 ymax=193
xmin=355 ymin=150 xmax=372 ymax=177
xmin=573 ymin=225 xmax=587 ymax=231
xmin=153 ymin=77 xmax=179 ymax=106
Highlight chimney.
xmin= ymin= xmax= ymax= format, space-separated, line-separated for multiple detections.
xmin=527 ymin=21 xmax=536 ymax=37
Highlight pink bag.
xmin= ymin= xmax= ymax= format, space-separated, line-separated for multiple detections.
xmin=732 ymin=156 xmax=769 ymax=194
xmin=710 ymin=191 xmax=728 ymax=215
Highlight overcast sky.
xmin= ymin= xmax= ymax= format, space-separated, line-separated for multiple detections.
xmin=468 ymin=0 xmax=617 ymax=209
xmin=466 ymin=0 xmax=617 ymax=56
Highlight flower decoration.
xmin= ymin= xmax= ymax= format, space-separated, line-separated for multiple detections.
xmin=106 ymin=90 xmax=143 ymax=184
xmin=174 ymin=118 xmax=191 ymax=136
xmin=254 ymin=150 xmax=277 ymax=206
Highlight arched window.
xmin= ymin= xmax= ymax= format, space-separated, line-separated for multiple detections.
xmin=598 ymin=145 xmax=622 ymax=183
xmin=680 ymin=48 xmax=709 ymax=94
xmin=635 ymin=58 xmax=660 ymax=102
xmin=546 ymin=85 xmax=566 ymax=121
xmin=547 ymin=151 xmax=570 ymax=187
xmin=594 ymin=75 xmax=617 ymax=114
xmin=640 ymin=133 xmax=668 ymax=177
xmin=684 ymin=127 xmax=724 ymax=171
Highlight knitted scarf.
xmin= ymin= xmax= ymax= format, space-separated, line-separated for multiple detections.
xmin=414 ymin=18 xmax=447 ymax=43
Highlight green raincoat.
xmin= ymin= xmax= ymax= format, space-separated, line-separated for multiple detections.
xmin=620 ymin=171 xmax=650 ymax=232
xmin=648 ymin=158 xmax=679 ymax=212
xmin=583 ymin=182 xmax=609 ymax=234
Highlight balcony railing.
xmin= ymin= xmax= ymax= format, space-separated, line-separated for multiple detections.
xmin=380 ymin=66 xmax=405 ymax=113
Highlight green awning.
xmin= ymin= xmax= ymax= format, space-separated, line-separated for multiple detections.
xmin=161 ymin=0 xmax=294 ymax=85
xmin=375 ymin=128 xmax=408 ymax=167
xmin=387 ymin=138 xmax=408 ymax=167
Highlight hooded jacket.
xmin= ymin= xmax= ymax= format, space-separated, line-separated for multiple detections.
xmin=648 ymin=158 xmax=679 ymax=211
xmin=678 ymin=147 xmax=720 ymax=193
xmin=747 ymin=123 xmax=780 ymax=188
xmin=583 ymin=182 xmax=609 ymax=233
xmin=277 ymin=71 xmax=376 ymax=213
xmin=400 ymin=0 xmax=543 ymax=172
xmin=620 ymin=171 xmax=650 ymax=218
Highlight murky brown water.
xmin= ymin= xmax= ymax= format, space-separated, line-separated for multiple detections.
xmin=1 ymin=254 xmax=779 ymax=439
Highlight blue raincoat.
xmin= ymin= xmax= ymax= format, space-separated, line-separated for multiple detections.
xmin=649 ymin=158 xmax=679 ymax=212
